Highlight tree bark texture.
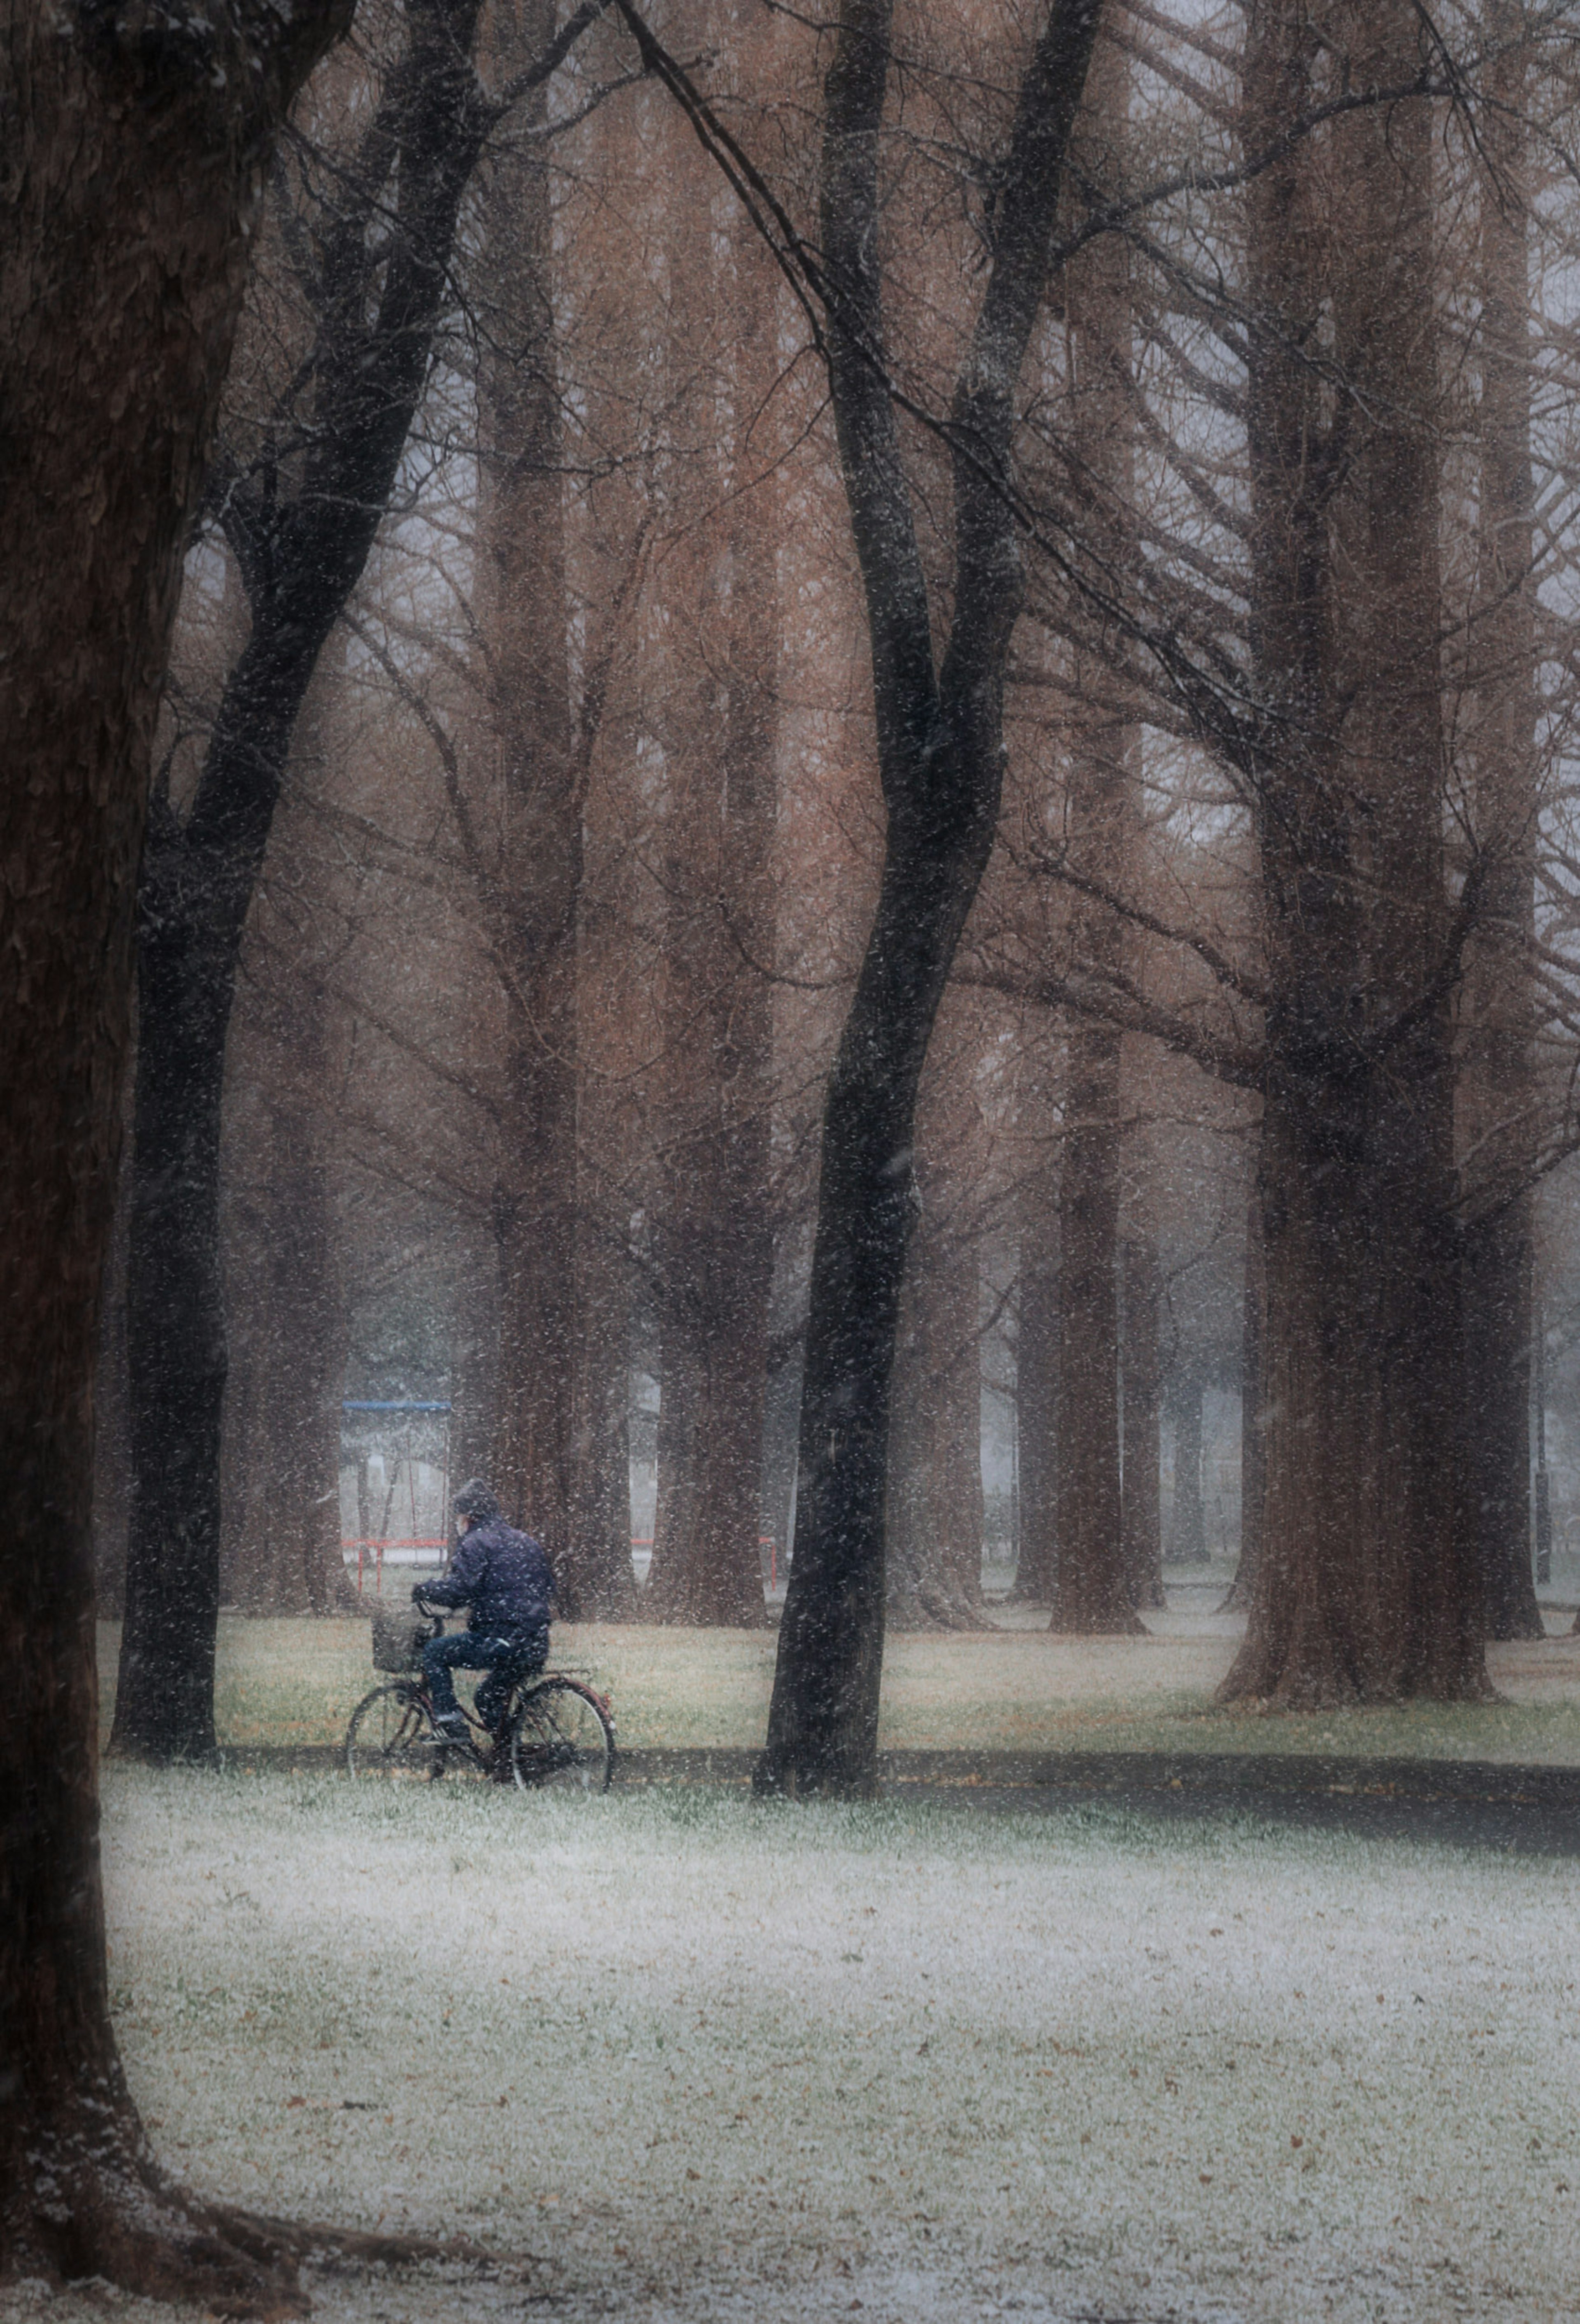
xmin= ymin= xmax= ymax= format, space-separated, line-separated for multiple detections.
xmin=219 ymin=648 xmax=356 ymax=1617
xmin=1223 ymin=0 xmax=1487 ymax=1705
xmin=0 ymin=0 xmax=346 ymax=2301
xmin=1168 ymin=1368 xmax=1206 ymax=1564
xmin=1052 ymin=1010 xmax=1134 ymax=1624
xmin=1220 ymin=1174 xmax=1265 ymax=1608
xmin=1120 ymin=1232 xmax=1164 ymax=1608
xmin=113 ymin=0 xmax=504 ymax=1759
xmin=479 ymin=0 xmax=582 ymax=1587
xmin=1047 ymin=33 xmax=1142 ymax=1636
xmin=1013 ymin=1154 xmax=1061 ymax=1601
xmin=757 ymin=0 xmax=1106 ymax=1792
xmin=1456 ymin=2 xmax=1543 ymax=1641
xmin=886 ymin=1207 xmax=987 ymax=1629
xmin=92 ymin=1171 xmax=134 ymax=1615
xmin=567 ymin=1226 xmax=638 ymax=1615
xmin=220 ymin=1078 xmax=352 ymax=1615
xmin=645 ymin=207 xmax=780 ymax=1628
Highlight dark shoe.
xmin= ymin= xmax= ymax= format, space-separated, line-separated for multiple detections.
xmin=433 ymin=1712 xmax=469 ymax=1743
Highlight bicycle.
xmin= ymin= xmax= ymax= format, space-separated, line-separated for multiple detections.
xmin=345 ymin=1606 xmax=615 ymax=1791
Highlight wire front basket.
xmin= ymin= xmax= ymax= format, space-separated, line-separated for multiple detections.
xmin=370 ymin=1603 xmax=432 ymax=1673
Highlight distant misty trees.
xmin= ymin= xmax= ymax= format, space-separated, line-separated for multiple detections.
xmin=81 ymin=0 xmax=1580 ymax=1791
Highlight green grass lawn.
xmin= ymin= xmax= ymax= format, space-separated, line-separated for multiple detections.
xmin=94 ymin=1595 xmax=1580 ymax=1765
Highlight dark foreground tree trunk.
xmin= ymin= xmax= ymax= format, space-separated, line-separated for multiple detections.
xmin=0 ymin=0 xmax=347 ymax=2301
xmin=755 ymin=0 xmax=1106 ymax=1794
xmin=111 ymin=0 xmax=583 ymax=1758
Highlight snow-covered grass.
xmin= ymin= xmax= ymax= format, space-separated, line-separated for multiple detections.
xmin=95 ymin=1604 xmax=1580 ymax=1765
xmin=33 ymin=1766 xmax=1580 ymax=2322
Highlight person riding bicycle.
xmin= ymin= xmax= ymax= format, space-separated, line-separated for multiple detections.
xmin=412 ymin=1478 xmax=554 ymax=1752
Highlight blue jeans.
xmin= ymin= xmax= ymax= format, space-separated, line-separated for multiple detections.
xmin=423 ymin=1627 xmax=548 ymax=1731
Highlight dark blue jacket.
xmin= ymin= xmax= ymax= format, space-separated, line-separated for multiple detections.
xmin=421 ymin=1517 xmax=554 ymax=1635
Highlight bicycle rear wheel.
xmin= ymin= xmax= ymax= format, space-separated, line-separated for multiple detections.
xmin=346 ymin=1682 xmax=454 ymax=1781
xmin=509 ymin=1678 xmax=614 ymax=1794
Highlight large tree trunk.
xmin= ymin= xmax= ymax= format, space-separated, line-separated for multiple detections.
xmin=649 ymin=1272 xmax=773 ymax=1625
xmin=887 ymin=1210 xmax=987 ymax=1630
xmin=1013 ymin=1158 xmax=1061 ymax=1602
xmin=1223 ymin=0 xmax=1486 ymax=1706
xmin=1050 ymin=1011 xmax=1134 ymax=1624
xmin=481 ymin=0 xmax=581 ymax=1584
xmin=111 ymin=0 xmax=539 ymax=1761
xmin=220 ymin=651 xmax=356 ymax=1617
xmin=1047 ymin=31 xmax=1142 ymax=1637
xmin=92 ymin=1174 xmax=134 ymax=1617
xmin=1168 ymin=1367 xmax=1206 ymax=1564
xmin=1220 ymin=1175 xmax=1265 ymax=1610
xmin=645 ymin=199 xmax=780 ymax=1629
xmin=755 ymin=0 xmax=1106 ymax=1794
xmin=0 ymin=0 xmax=346 ymax=2301
xmin=1120 ymin=1231 xmax=1164 ymax=1609
xmin=222 ymin=1086 xmax=353 ymax=1615
xmin=1457 ymin=0 xmax=1543 ymax=1642
xmin=567 ymin=1227 xmax=639 ymax=1617
xmin=761 ymin=1349 xmax=804 ymax=1582
xmin=450 ymin=1245 xmax=504 ymax=1492
xmin=644 ymin=931 xmax=776 ymax=1624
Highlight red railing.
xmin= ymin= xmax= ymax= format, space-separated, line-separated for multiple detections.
xmin=342 ymin=1538 xmax=449 ymax=1594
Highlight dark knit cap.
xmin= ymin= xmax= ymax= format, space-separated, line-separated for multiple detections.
xmin=453 ymin=1477 xmax=501 ymax=1521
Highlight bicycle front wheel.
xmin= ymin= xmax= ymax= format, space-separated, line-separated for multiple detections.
xmin=509 ymin=1679 xmax=614 ymax=1794
xmin=346 ymin=1682 xmax=449 ymax=1781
